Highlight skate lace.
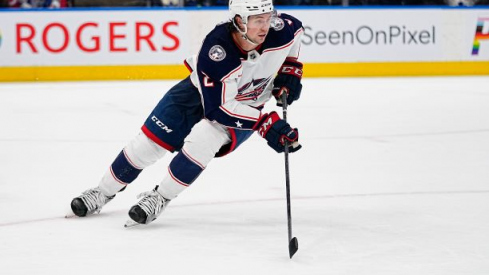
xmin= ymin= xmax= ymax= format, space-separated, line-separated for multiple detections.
xmin=81 ymin=188 xmax=111 ymax=212
xmin=136 ymin=190 xmax=167 ymax=216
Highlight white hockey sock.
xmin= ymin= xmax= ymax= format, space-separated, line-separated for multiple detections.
xmin=99 ymin=133 xmax=168 ymax=196
xmin=99 ymin=170 xmax=126 ymax=196
xmin=157 ymin=172 xmax=188 ymax=200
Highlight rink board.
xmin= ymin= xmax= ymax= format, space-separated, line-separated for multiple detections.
xmin=0 ymin=7 xmax=488 ymax=81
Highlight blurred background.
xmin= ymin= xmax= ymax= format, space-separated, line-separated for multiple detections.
xmin=1 ymin=0 xmax=488 ymax=9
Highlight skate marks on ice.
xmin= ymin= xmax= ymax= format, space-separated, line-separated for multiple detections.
xmin=1 ymin=78 xmax=489 ymax=273
xmin=1 ymin=189 xmax=489 ymax=275
xmin=1 ymin=189 xmax=488 ymax=227
xmin=311 ymin=128 xmax=489 ymax=141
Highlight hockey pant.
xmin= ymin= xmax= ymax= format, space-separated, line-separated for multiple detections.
xmin=98 ymin=119 xmax=231 ymax=199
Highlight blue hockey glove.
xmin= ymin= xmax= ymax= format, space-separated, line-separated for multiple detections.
xmin=272 ymin=60 xmax=303 ymax=107
xmin=254 ymin=112 xmax=301 ymax=153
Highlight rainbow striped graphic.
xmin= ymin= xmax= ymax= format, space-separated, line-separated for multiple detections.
xmin=472 ymin=18 xmax=489 ymax=55
xmin=0 ymin=29 xmax=2 ymax=49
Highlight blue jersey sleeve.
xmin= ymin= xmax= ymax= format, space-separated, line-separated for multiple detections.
xmin=196 ymin=25 xmax=260 ymax=130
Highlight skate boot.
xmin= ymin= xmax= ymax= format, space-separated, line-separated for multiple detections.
xmin=70 ymin=187 xmax=115 ymax=217
xmin=127 ymin=185 xmax=170 ymax=225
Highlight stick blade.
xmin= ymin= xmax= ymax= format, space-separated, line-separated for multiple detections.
xmin=288 ymin=237 xmax=299 ymax=258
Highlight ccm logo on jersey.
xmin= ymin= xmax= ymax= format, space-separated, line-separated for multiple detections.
xmin=151 ymin=116 xmax=173 ymax=133
xmin=280 ymin=65 xmax=303 ymax=78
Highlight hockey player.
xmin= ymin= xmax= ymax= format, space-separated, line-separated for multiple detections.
xmin=69 ymin=0 xmax=305 ymax=226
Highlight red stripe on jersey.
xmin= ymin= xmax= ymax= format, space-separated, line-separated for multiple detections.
xmin=184 ymin=59 xmax=193 ymax=73
xmin=220 ymin=65 xmax=242 ymax=82
xmin=294 ymin=28 xmax=304 ymax=37
xmin=222 ymin=81 xmax=226 ymax=105
xmin=220 ymin=65 xmax=242 ymax=105
xmin=219 ymin=106 xmax=258 ymax=121
xmin=263 ymin=29 xmax=302 ymax=55
xmin=141 ymin=125 xmax=175 ymax=152
xmin=262 ymin=39 xmax=294 ymax=54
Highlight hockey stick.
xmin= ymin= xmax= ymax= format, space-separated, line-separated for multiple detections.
xmin=281 ymin=91 xmax=299 ymax=259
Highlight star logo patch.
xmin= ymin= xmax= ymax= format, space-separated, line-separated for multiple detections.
xmin=209 ymin=45 xmax=226 ymax=62
xmin=235 ymin=120 xmax=243 ymax=128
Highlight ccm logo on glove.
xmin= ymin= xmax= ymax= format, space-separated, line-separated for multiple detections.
xmin=254 ymin=112 xmax=301 ymax=153
xmin=273 ymin=60 xmax=303 ymax=106
xmin=257 ymin=113 xmax=279 ymax=138
xmin=280 ymin=65 xmax=303 ymax=78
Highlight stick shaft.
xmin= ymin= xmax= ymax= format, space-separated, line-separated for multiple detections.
xmin=282 ymin=92 xmax=293 ymax=243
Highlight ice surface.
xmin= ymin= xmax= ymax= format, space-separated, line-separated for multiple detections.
xmin=1 ymin=77 xmax=489 ymax=275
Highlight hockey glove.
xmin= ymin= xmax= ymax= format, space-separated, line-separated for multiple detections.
xmin=254 ymin=112 xmax=302 ymax=153
xmin=272 ymin=60 xmax=303 ymax=107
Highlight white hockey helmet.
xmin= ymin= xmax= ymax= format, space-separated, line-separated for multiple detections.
xmin=229 ymin=0 xmax=274 ymax=25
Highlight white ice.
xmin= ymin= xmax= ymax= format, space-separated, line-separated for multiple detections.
xmin=0 ymin=77 xmax=488 ymax=275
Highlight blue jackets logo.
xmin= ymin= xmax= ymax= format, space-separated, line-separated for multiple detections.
xmin=208 ymin=45 xmax=226 ymax=62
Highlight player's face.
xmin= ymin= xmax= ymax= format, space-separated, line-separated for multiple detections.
xmin=246 ymin=12 xmax=272 ymax=44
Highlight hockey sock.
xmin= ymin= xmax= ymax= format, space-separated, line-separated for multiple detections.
xmin=157 ymin=149 xmax=204 ymax=199
xmin=112 ymin=149 xmax=143 ymax=183
xmin=99 ymin=133 xmax=168 ymax=196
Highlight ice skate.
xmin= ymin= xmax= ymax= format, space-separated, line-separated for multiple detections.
xmin=69 ymin=187 xmax=115 ymax=217
xmin=125 ymin=185 xmax=170 ymax=227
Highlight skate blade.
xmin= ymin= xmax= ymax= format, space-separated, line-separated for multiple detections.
xmin=65 ymin=210 xmax=77 ymax=219
xmin=124 ymin=219 xmax=141 ymax=228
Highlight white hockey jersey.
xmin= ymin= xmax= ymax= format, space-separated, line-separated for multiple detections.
xmin=185 ymin=13 xmax=304 ymax=130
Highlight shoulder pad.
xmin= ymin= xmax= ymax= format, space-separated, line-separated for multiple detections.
xmin=263 ymin=13 xmax=303 ymax=50
xmin=277 ymin=13 xmax=303 ymax=33
xmin=198 ymin=24 xmax=242 ymax=81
